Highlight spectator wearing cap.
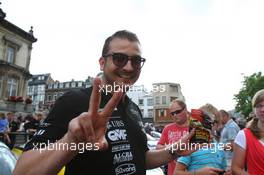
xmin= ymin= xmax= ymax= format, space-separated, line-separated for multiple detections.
xmin=232 ymin=89 xmax=264 ymax=174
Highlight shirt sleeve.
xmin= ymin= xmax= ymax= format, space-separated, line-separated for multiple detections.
xmin=177 ymin=155 xmax=191 ymax=167
xmin=234 ymin=130 xmax=246 ymax=150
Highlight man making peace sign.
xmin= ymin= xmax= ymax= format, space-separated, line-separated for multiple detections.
xmin=14 ymin=30 xmax=195 ymax=175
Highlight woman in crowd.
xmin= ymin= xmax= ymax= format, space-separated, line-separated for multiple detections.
xmin=232 ymin=89 xmax=264 ymax=174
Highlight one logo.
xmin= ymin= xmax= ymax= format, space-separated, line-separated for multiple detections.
xmin=112 ymin=144 xmax=131 ymax=152
xmin=115 ymin=163 xmax=136 ymax=175
xmin=113 ymin=152 xmax=133 ymax=164
xmin=108 ymin=129 xmax=127 ymax=141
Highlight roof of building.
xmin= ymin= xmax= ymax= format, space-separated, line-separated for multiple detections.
xmin=28 ymin=74 xmax=51 ymax=85
xmin=0 ymin=6 xmax=37 ymax=43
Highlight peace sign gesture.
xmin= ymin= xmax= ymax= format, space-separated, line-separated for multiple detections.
xmin=66 ymin=77 xmax=123 ymax=151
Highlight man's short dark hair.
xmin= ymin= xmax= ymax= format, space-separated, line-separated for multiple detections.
xmin=102 ymin=30 xmax=140 ymax=56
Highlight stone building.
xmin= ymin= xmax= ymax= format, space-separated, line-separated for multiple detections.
xmin=0 ymin=5 xmax=37 ymax=113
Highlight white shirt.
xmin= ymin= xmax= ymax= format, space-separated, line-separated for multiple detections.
xmin=234 ymin=130 xmax=264 ymax=149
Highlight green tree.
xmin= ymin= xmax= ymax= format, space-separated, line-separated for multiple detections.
xmin=234 ymin=72 xmax=264 ymax=118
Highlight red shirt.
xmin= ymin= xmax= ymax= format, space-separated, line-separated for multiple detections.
xmin=158 ymin=123 xmax=189 ymax=175
xmin=245 ymin=128 xmax=264 ymax=175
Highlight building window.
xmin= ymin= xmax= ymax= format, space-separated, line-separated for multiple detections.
xmin=40 ymin=95 xmax=44 ymax=101
xmin=148 ymin=109 xmax=153 ymax=118
xmin=28 ymin=86 xmax=33 ymax=93
xmin=53 ymin=93 xmax=57 ymax=101
xmin=71 ymin=82 xmax=76 ymax=88
xmin=54 ymin=83 xmax=58 ymax=89
xmin=7 ymin=77 xmax=18 ymax=96
xmin=48 ymin=84 xmax=53 ymax=89
xmin=38 ymin=76 xmax=44 ymax=80
xmin=155 ymin=96 xmax=160 ymax=105
xmin=159 ymin=109 xmax=166 ymax=117
xmin=162 ymin=96 xmax=166 ymax=105
xmin=59 ymin=83 xmax=64 ymax=88
xmin=170 ymin=85 xmax=178 ymax=93
xmin=42 ymin=85 xmax=46 ymax=91
xmin=38 ymin=85 xmax=43 ymax=91
xmin=48 ymin=95 xmax=52 ymax=101
xmin=65 ymin=83 xmax=70 ymax=88
xmin=138 ymin=99 xmax=144 ymax=106
xmin=170 ymin=97 xmax=177 ymax=102
xmin=78 ymin=82 xmax=83 ymax=87
xmin=147 ymin=98 xmax=153 ymax=106
xmin=6 ymin=46 xmax=15 ymax=64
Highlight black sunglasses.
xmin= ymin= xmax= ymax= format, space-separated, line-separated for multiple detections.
xmin=103 ymin=52 xmax=146 ymax=69
xmin=170 ymin=107 xmax=185 ymax=116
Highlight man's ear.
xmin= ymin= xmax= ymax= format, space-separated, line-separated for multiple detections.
xmin=99 ymin=57 xmax=105 ymax=71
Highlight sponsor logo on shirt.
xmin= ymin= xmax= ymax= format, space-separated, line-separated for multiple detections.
xmin=107 ymin=120 xmax=124 ymax=129
xmin=112 ymin=144 xmax=131 ymax=152
xmin=113 ymin=151 xmax=133 ymax=164
xmin=115 ymin=163 xmax=136 ymax=175
xmin=108 ymin=129 xmax=127 ymax=141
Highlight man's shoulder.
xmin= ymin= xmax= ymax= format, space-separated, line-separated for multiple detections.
xmin=59 ymin=87 xmax=92 ymax=102
xmin=163 ymin=123 xmax=174 ymax=129
xmin=226 ymin=120 xmax=240 ymax=130
xmin=65 ymin=87 xmax=92 ymax=96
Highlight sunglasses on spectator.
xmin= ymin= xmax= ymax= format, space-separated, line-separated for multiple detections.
xmin=170 ymin=107 xmax=185 ymax=116
xmin=103 ymin=52 xmax=146 ymax=69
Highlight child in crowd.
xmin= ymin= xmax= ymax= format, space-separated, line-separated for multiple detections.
xmin=174 ymin=108 xmax=231 ymax=175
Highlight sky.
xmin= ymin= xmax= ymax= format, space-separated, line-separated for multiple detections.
xmin=2 ymin=0 xmax=264 ymax=110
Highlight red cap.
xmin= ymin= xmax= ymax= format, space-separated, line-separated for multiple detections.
xmin=191 ymin=109 xmax=203 ymax=122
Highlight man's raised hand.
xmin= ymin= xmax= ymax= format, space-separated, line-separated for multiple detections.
xmin=66 ymin=77 xmax=123 ymax=151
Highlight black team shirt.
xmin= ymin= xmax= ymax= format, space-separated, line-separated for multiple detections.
xmin=25 ymin=87 xmax=149 ymax=175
